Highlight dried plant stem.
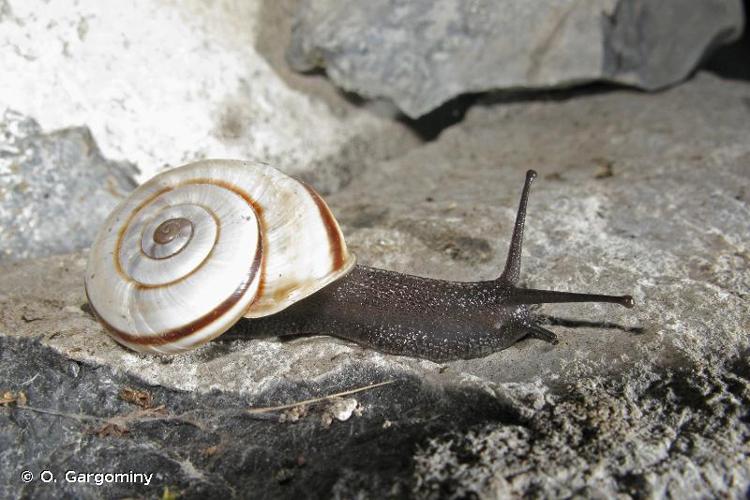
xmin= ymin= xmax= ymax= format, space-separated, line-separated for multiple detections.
xmin=2 ymin=379 xmax=397 ymax=429
xmin=246 ymin=380 xmax=396 ymax=414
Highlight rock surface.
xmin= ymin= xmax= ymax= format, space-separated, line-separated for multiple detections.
xmin=287 ymin=0 xmax=745 ymax=117
xmin=0 ymin=0 xmax=418 ymax=185
xmin=413 ymin=359 xmax=750 ymax=498
xmin=0 ymin=109 xmax=137 ymax=262
xmin=1 ymin=73 xmax=749 ymax=497
xmin=0 ymin=336 xmax=511 ymax=499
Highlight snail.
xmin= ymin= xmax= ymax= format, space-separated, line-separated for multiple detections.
xmin=85 ymin=159 xmax=634 ymax=362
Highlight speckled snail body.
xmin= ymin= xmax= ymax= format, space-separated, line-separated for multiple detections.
xmin=85 ymin=160 xmax=633 ymax=362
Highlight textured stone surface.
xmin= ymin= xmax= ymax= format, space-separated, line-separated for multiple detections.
xmin=287 ymin=0 xmax=745 ymax=117
xmin=413 ymin=359 xmax=750 ymax=498
xmin=0 ymin=109 xmax=137 ymax=262
xmin=0 ymin=0 xmax=418 ymax=185
xmin=1 ymin=74 xmax=749 ymax=497
xmin=0 ymin=337 xmax=513 ymax=499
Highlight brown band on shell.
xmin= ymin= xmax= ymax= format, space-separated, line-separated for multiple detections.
xmin=300 ymin=181 xmax=346 ymax=270
xmin=100 ymin=176 xmax=268 ymax=347
xmin=186 ymin=178 xmax=267 ymax=309
xmin=114 ymin=178 xmax=267 ymax=293
xmin=88 ymin=235 xmax=263 ymax=347
xmin=115 ymin=185 xmax=173 ymax=280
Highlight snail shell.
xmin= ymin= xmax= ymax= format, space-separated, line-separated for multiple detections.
xmin=84 ymin=160 xmax=356 ymax=353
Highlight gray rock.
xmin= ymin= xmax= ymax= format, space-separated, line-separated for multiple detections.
xmin=1 ymin=74 xmax=749 ymax=497
xmin=0 ymin=336 xmax=509 ymax=499
xmin=413 ymin=359 xmax=750 ymax=498
xmin=603 ymin=0 xmax=746 ymax=88
xmin=0 ymin=109 xmax=137 ymax=262
xmin=0 ymin=0 xmax=419 ymax=185
xmin=287 ymin=0 xmax=745 ymax=117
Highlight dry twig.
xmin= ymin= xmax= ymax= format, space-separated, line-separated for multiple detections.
xmin=246 ymin=380 xmax=395 ymax=414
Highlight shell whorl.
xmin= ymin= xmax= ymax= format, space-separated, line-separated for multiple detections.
xmin=85 ymin=160 xmax=355 ymax=353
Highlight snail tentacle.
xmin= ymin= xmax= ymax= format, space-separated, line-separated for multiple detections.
xmin=499 ymin=169 xmax=536 ymax=284
xmin=527 ymin=324 xmax=560 ymax=345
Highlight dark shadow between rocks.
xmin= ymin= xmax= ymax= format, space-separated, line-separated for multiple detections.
xmin=304 ymin=83 xmax=480 ymax=142
xmin=481 ymin=80 xmax=636 ymax=107
xmin=395 ymin=94 xmax=480 ymax=142
xmin=704 ymin=0 xmax=750 ymax=81
xmin=323 ymin=80 xmax=634 ymax=143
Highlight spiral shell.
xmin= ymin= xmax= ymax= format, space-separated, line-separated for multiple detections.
xmin=85 ymin=160 xmax=356 ymax=353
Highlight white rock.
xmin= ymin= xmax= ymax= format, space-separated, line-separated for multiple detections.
xmin=0 ymin=0 xmax=414 ymax=184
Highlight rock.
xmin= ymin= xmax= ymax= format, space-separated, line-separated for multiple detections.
xmin=413 ymin=359 xmax=750 ymax=498
xmin=603 ymin=0 xmax=746 ymax=88
xmin=0 ymin=336 xmax=511 ymax=499
xmin=0 ymin=0 xmax=418 ymax=186
xmin=1 ymin=74 xmax=748 ymax=497
xmin=287 ymin=0 xmax=745 ymax=118
xmin=0 ymin=109 xmax=137 ymax=262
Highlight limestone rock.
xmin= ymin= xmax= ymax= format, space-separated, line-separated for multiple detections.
xmin=0 ymin=0 xmax=418 ymax=186
xmin=0 ymin=109 xmax=137 ymax=262
xmin=1 ymin=74 xmax=748 ymax=497
xmin=413 ymin=360 xmax=750 ymax=498
xmin=0 ymin=336 xmax=512 ymax=499
xmin=287 ymin=0 xmax=745 ymax=117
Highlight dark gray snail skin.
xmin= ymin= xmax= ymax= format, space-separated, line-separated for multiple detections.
xmin=235 ymin=170 xmax=634 ymax=362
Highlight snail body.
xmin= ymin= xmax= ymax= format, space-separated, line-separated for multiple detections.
xmin=233 ymin=266 xmax=530 ymax=361
xmin=85 ymin=160 xmax=633 ymax=361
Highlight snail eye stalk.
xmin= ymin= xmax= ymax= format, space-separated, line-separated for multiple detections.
xmin=499 ymin=169 xmax=536 ymax=284
xmin=498 ymin=169 xmax=634 ymax=308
